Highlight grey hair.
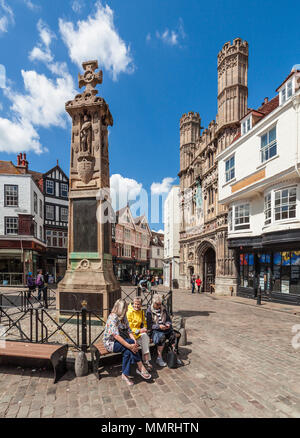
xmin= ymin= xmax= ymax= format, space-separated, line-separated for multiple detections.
xmin=151 ymin=294 xmax=163 ymax=314
xmin=111 ymin=298 xmax=128 ymax=320
xmin=152 ymin=294 xmax=162 ymax=305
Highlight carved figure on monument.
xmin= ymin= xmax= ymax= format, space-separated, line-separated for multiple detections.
xmin=80 ymin=114 xmax=92 ymax=154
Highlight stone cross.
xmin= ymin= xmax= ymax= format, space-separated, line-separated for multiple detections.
xmin=78 ymin=60 xmax=103 ymax=94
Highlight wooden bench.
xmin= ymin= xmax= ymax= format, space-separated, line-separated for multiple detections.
xmin=0 ymin=341 xmax=68 ymax=384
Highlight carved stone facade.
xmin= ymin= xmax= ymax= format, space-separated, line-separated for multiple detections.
xmin=179 ymin=39 xmax=249 ymax=295
xmin=57 ymin=60 xmax=120 ymax=319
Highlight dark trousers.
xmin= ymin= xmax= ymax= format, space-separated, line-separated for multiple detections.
xmin=191 ymin=283 xmax=195 ymax=293
xmin=38 ymin=286 xmax=48 ymax=308
xmin=27 ymin=286 xmax=35 ymax=299
xmin=113 ymin=338 xmax=141 ymax=376
xmin=152 ymin=329 xmax=181 ymax=353
xmin=197 ymin=286 xmax=201 ymax=293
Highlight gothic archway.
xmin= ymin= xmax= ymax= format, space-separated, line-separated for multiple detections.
xmin=196 ymin=241 xmax=216 ymax=292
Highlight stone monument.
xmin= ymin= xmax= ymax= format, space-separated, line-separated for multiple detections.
xmin=57 ymin=60 xmax=120 ymax=320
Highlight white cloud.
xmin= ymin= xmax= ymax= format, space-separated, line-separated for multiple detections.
xmin=155 ymin=18 xmax=186 ymax=47
xmin=156 ymin=29 xmax=179 ymax=46
xmin=59 ymin=1 xmax=134 ymax=80
xmin=110 ymin=174 xmax=143 ymax=211
xmin=29 ymin=19 xmax=55 ymax=64
xmin=146 ymin=33 xmax=151 ymax=42
xmin=151 ymin=177 xmax=176 ymax=195
xmin=0 ymin=64 xmax=6 ymax=88
xmin=29 ymin=20 xmax=69 ymax=78
xmin=8 ymin=70 xmax=76 ymax=129
xmin=0 ymin=67 xmax=75 ymax=154
xmin=0 ymin=118 xmax=42 ymax=154
xmin=23 ymin=0 xmax=39 ymax=11
xmin=152 ymin=229 xmax=164 ymax=234
xmin=29 ymin=46 xmax=53 ymax=63
xmin=0 ymin=0 xmax=14 ymax=34
xmin=71 ymin=0 xmax=84 ymax=13
xmin=0 ymin=18 xmax=78 ymax=155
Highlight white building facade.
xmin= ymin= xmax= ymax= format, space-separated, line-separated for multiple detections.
xmin=163 ymin=186 xmax=180 ymax=288
xmin=218 ymin=69 xmax=300 ymax=302
xmin=0 ymin=157 xmax=46 ymax=285
xmin=149 ymin=231 xmax=164 ymax=276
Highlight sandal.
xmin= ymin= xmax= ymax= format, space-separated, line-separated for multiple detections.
xmin=144 ymin=360 xmax=153 ymax=370
xmin=122 ymin=374 xmax=134 ymax=386
xmin=136 ymin=368 xmax=151 ymax=380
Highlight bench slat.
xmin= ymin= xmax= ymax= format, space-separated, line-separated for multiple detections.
xmin=0 ymin=342 xmax=66 ymax=360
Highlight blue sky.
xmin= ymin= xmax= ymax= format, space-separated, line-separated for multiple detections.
xmin=0 ymin=0 xmax=299 ymax=232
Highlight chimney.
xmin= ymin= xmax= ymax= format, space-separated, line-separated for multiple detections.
xmin=16 ymin=152 xmax=29 ymax=174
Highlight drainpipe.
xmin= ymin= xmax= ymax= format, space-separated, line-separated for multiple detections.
xmin=292 ymin=94 xmax=300 ymax=177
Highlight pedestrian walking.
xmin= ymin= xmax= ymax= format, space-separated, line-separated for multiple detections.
xmin=26 ymin=272 xmax=35 ymax=299
xmin=191 ymin=276 xmax=195 ymax=294
xmin=196 ymin=276 xmax=202 ymax=293
xmin=36 ymin=269 xmax=47 ymax=306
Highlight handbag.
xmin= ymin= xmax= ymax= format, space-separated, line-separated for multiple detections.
xmin=118 ymin=327 xmax=130 ymax=340
xmin=167 ymin=349 xmax=178 ymax=369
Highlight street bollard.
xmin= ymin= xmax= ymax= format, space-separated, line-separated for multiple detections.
xmin=257 ymin=286 xmax=262 ymax=305
xmin=81 ymin=301 xmax=88 ymax=353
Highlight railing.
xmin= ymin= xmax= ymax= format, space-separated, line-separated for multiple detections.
xmin=0 ymin=286 xmax=174 ymax=351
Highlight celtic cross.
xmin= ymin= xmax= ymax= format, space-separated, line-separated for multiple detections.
xmin=78 ymin=60 xmax=103 ymax=94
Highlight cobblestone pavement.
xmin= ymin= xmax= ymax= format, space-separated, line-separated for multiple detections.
xmin=1 ymin=287 xmax=300 ymax=418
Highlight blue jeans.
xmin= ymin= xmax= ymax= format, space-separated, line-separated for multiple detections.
xmin=152 ymin=329 xmax=173 ymax=346
xmin=192 ymin=283 xmax=195 ymax=293
xmin=113 ymin=338 xmax=141 ymax=376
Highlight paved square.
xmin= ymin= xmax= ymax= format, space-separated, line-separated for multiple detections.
xmin=1 ymin=289 xmax=300 ymax=418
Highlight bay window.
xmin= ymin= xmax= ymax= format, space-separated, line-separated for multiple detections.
xmin=234 ymin=204 xmax=250 ymax=230
xmin=274 ymin=187 xmax=296 ymax=221
xmin=264 ymin=193 xmax=271 ymax=225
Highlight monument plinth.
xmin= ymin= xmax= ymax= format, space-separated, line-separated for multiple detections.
xmin=57 ymin=60 xmax=120 ymax=319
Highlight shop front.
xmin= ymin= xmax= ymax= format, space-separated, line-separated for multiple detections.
xmin=113 ymin=258 xmax=149 ymax=282
xmin=231 ymin=231 xmax=300 ymax=304
xmin=0 ymin=251 xmax=23 ymax=286
xmin=0 ymin=248 xmax=43 ymax=286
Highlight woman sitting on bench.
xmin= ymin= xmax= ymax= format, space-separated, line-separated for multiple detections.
xmin=103 ymin=298 xmax=151 ymax=386
xmin=127 ymin=296 xmax=152 ymax=370
xmin=146 ymin=294 xmax=181 ymax=367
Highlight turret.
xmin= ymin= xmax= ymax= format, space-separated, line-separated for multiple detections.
xmin=217 ymin=38 xmax=249 ymax=129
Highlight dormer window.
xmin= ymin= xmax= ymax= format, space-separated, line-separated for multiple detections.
xmin=241 ymin=116 xmax=252 ymax=135
xmin=280 ymin=79 xmax=294 ymax=104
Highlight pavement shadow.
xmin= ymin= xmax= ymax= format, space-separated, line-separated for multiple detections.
xmin=98 ymin=363 xmax=157 ymax=385
xmin=174 ymin=310 xmax=215 ymax=318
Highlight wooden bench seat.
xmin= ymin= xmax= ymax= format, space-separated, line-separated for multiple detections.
xmin=0 ymin=341 xmax=68 ymax=384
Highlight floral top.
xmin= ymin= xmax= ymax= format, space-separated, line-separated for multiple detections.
xmin=103 ymin=313 xmax=132 ymax=352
